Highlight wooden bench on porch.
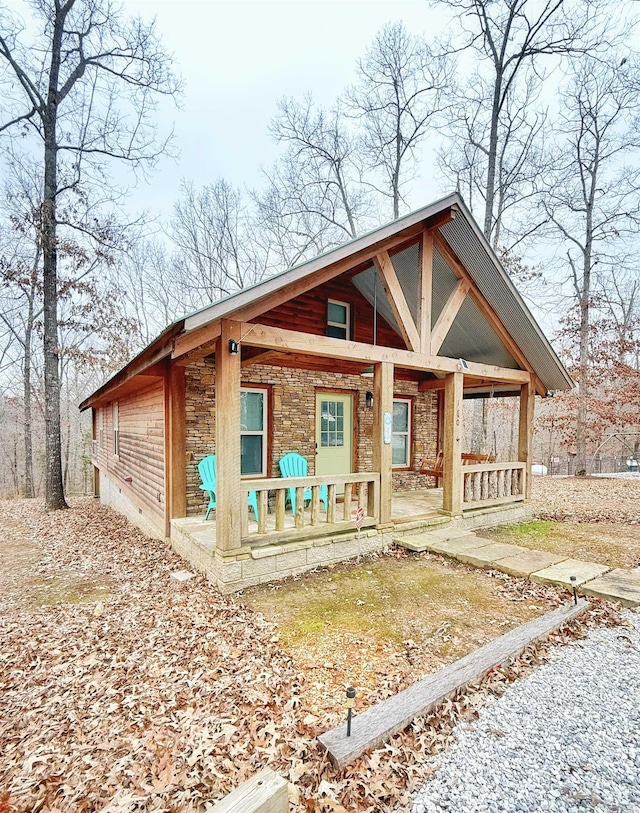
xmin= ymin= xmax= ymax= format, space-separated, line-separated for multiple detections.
xmin=419 ymin=451 xmax=496 ymax=478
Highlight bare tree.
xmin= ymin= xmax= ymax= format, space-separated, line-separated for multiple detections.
xmin=540 ymin=54 xmax=640 ymax=474
xmin=171 ymin=179 xmax=268 ymax=308
xmin=117 ymin=237 xmax=187 ymax=350
xmin=256 ymin=95 xmax=374 ymax=264
xmin=0 ymin=0 xmax=179 ymax=509
xmin=435 ymin=0 xmax=603 ymax=243
xmin=440 ymin=70 xmax=547 ymax=248
xmin=0 ymin=161 xmax=44 ymax=498
xmin=346 ymin=21 xmax=452 ymax=219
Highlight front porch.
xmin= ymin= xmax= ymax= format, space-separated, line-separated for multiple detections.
xmin=170 ymin=485 xmax=531 ymax=593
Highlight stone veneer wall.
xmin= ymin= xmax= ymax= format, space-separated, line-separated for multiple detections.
xmin=184 ymin=360 xmax=439 ymax=516
xmin=170 ymin=501 xmax=533 ymax=593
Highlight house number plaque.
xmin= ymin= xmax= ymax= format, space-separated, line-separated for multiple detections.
xmin=383 ymin=411 xmax=392 ymax=444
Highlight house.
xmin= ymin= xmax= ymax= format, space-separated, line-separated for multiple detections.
xmin=80 ymin=193 xmax=573 ymax=592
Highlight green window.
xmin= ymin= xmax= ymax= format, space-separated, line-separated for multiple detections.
xmin=392 ymin=398 xmax=411 ymax=467
xmin=327 ymin=299 xmax=350 ymax=339
xmin=240 ymin=388 xmax=267 ymax=476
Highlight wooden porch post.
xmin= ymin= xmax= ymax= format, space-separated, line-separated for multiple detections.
xmin=442 ymin=371 xmax=463 ymax=516
xmin=373 ymin=361 xmax=393 ymax=525
xmin=216 ymin=319 xmax=242 ymax=551
xmin=164 ymin=363 xmax=186 ymax=536
xmin=518 ymin=380 xmax=535 ymax=500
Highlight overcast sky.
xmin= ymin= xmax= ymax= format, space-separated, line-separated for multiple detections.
xmin=122 ymin=0 xmax=447 ymax=222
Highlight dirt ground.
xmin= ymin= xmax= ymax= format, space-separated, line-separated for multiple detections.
xmin=242 ymin=553 xmax=559 ymax=696
xmin=480 ymin=477 xmax=640 ymax=569
xmin=0 ymin=494 xmax=623 ymax=812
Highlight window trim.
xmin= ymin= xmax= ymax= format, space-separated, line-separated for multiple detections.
xmin=98 ymin=408 xmax=105 ymax=450
xmin=392 ymin=396 xmax=413 ymax=470
xmin=112 ymin=402 xmax=119 ymax=457
xmin=240 ymin=385 xmax=270 ymax=478
xmin=327 ymin=298 xmax=351 ymax=340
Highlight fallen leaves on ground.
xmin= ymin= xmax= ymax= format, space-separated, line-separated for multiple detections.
xmin=0 ymin=498 xmax=626 ymax=812
xmin=532 ymin=476 xmax=640 ymax=524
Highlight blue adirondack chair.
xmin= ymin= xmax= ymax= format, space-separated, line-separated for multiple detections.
xmin=278 ymin=452 xmax=328 ymax=515
xmin=198 ymin=454 xmax=259 ymax=521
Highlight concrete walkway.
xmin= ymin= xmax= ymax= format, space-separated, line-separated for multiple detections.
xmin=396 ymin=528 xmax=640 ymax=607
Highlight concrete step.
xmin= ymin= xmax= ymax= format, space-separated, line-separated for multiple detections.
xmin=394 ymin=527 xmax=478 ymax=553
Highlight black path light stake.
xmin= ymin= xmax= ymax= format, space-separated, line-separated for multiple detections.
xmin=345 ymin=685 xmax=356 ymax=737
xmin=570 ymin=575 xmax=578 ymax=605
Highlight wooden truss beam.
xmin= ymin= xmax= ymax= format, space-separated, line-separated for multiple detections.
xmin=172 ymin=323 xmax=222 ymax=365
xmin=432 ymin=232 xmax=543 ymax=392
xmin=240 ymin=349 xmax=283 ymax=368
xmin=373 ymin=250 xmax=420 ymax=352
xmin=418 ymin=229 xmax=433 ymax=354
xmin=238 ymin=321 xmax=531 ymax=385
xmin=420 ymin=376 xmax=516 ymax=392
xmin=430 ymin=279 xmax=470 ymax=355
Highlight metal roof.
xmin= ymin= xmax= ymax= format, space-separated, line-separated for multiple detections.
xmin=438 ymin=208 xmax=573 ymax=391
xmin=182 ymin=193 xmax=462 ymax=332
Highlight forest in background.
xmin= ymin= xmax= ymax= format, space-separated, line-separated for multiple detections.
xmin=1 ymin=0 xmax=639 ymax=500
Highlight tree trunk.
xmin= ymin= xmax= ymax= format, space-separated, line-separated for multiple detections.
xmin=483 ymin=74 xmax=503 ymax=240
xmin=575 ymin=171 xmax=596 ymax=477
xmin=575 ymin=266 xmax=590 ymax=476
xmin=42 ymin=8 xmax=68 ymax=510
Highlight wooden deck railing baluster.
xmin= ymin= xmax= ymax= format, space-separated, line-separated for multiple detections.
xmin=461 ymin=461 xmax=526 ymax=509
xmin=240 ymin=472 xmax=381 ymax=544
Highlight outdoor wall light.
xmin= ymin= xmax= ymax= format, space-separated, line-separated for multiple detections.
xmin=365 ymin=391 xmax=374 ymax=409
xmin=228 ymin=338 xmax=239 ymax=354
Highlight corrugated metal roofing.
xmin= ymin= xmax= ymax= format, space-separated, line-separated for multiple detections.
xmin=439 ymin=212 xmax=572 ymax=391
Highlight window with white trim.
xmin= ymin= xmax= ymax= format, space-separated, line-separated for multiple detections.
xmin=112 ymin=402 xmax=119 ymax=456
xmin=98 ymin=408 xmax=105 ymax=450
xmin=327 ymin=299 xmax=350 ymax=339
xmin=392 ymin=398 xmax=412 ymax=468
xmin=240 ymin=388 xmax=268 ymax=476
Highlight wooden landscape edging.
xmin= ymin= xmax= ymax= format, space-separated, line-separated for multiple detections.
xmin=208 ymin=766 xmax=288 ymax=813
xmin=318 ymin=599 xmax=588 ymax=769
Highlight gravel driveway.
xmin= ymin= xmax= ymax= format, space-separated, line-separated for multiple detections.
xmin=413 ymin=610 xmax=640 ymax=813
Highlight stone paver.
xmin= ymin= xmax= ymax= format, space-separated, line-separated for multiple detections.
xmin=581 ymin=568 xmax=640 ymax=607
xmin=395 ymin=525 xmax=636 ymax=607
xmin=423 ymin=534 xmax=488 ymax=557
xmin=457 ymin=542 xmax=527 ymax=569
xmin=531 ymin=558 xmax=610 ymax=588
xmin=494 ymin=550 xmax=567 ymax=578
xmin=395 ymin=529 xmax=477 ymax=554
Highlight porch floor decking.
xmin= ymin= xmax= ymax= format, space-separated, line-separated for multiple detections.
xmin=174 ymin=488 xmax=444 ymax=551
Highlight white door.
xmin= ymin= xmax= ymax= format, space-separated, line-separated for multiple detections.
xmin=316 ymin=393 xmax=353 ymax=484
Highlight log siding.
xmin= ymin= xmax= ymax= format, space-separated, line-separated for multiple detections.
xmin=94 ymin=380 xmax=165 ymax=524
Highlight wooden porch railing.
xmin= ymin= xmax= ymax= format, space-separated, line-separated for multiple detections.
xmin=462 ymin=462 xmax=526 ymax=510
xmin=240 ymin=471 xmax=380 ymax=543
